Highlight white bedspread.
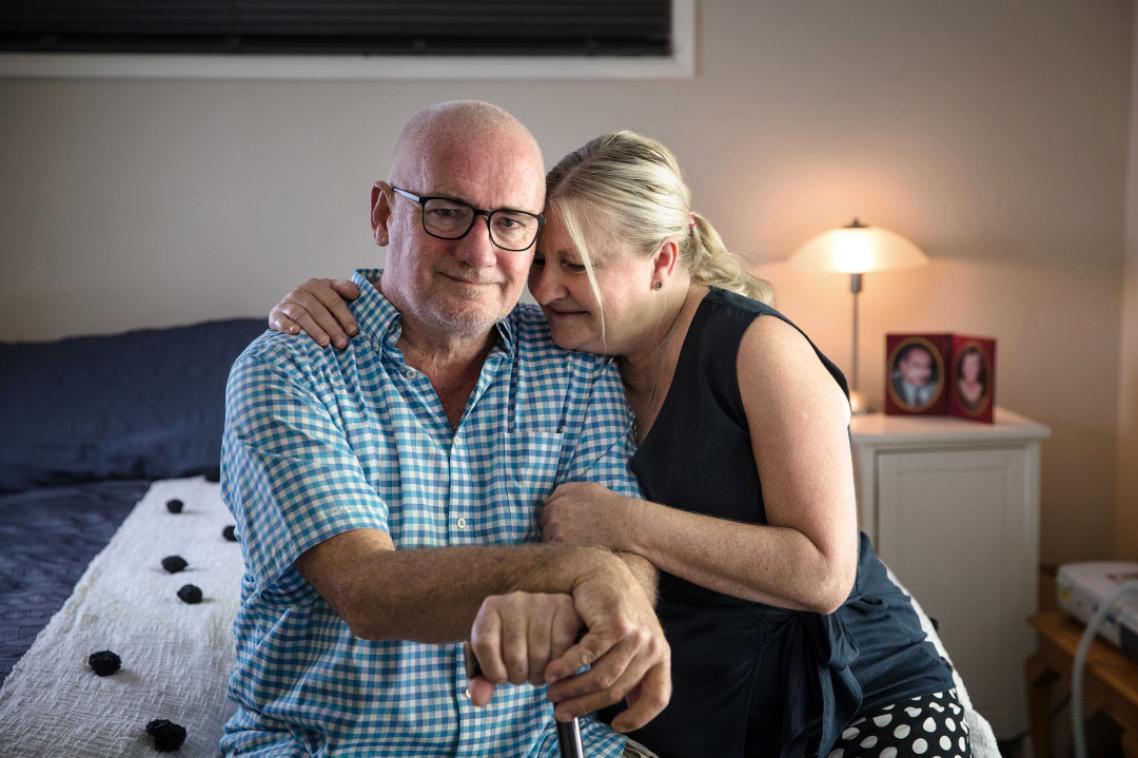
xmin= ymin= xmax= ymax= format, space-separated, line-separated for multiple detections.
xmin=0 ymin=477 xmax=1000 ymax=757
xmin=892 ymin=570 xmax=1001 ymax=758
xmin=0 ymin=478 xmax=242 ymax=757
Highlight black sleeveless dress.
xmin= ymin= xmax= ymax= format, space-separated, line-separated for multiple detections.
xmin=610 ymin=288 xmax=956 ymax=758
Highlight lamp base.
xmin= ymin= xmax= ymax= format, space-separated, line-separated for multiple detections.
xmin=849 ymin=389 xmax=873 ymax=415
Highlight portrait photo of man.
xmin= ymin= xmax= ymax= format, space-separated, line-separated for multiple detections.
xmin=888 ymin=339 xmax=943 ymax=411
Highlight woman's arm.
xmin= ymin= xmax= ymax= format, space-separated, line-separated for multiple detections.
xmin=541 ymin=316 xmax=858 ymax=614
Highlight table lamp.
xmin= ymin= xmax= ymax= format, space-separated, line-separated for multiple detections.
xmin=789 ymin=218 xmax=928 ymax=413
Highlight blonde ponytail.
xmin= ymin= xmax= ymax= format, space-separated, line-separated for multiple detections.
xmin=688 ymin=212 xmax=774 ymax=304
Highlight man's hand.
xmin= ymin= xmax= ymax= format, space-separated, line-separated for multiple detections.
xmin=540 ymin=482 xmax=646 ymax=554
xmin=467 ymin=592 xmax=583 ymax=707
xmin=465 ymin=555 xmax=671 ymax=733
xmin=544 ymin=559 xmax=671 ymax=734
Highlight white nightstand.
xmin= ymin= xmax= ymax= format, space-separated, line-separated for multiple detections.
xmin=850 ymin=408 xmax=1051 ymax=739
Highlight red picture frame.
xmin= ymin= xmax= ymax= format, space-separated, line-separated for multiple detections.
xmin=885 ymin=333 xmax=997 ymax=422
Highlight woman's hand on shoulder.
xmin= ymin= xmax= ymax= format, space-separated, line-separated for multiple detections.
xmin=539 ymin=482 xmax=645 ymax=553
xmin=269 ymin=277 xmax=361 ymax=349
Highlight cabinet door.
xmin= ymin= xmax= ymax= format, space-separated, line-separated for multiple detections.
xmin=877 ymin=446 xmax=1034 ymax=738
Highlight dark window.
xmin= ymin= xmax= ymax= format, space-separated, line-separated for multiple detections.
xmin=0 ymin=1 xmax=671 ymax=56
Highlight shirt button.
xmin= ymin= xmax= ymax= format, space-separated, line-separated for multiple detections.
xmin=401 ymin=366 xmax=416 ymax=378
xmin=456 ymin=517 xmax=468 ymax=530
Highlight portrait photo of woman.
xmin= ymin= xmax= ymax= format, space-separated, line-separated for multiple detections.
xmin=955 ymin=345 xmax=988 ymax=412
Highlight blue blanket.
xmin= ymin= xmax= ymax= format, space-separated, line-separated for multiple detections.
xmin=0 ymin=480 xmax=151 ymax=686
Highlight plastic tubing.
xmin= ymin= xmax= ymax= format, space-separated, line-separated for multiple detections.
xmin=1072 ymin=579 xmax=1138 ymax=758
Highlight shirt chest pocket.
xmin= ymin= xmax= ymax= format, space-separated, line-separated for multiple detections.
xmin=487 ymin=430 xmax=565 ymax=544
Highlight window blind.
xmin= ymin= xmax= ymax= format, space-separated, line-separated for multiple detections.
xmin=0 ymin=1 xmax=671 ymax=56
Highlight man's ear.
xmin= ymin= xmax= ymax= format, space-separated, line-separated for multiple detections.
xmin=371 ymin=181 xmax=393 ymax=247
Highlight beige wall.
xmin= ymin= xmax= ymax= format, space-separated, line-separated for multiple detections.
xmin=1118 ymin=7 xmax=1138 ymax=561
xmin=1 ymin=0 xmax=1134 ymax=566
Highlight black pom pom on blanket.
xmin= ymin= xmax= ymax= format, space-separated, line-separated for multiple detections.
xmin=176 ymin=584 xmax=203 ymax=604
xmin=161 ymin=555 xmax=188 ymax=573
xmin=165 ymin=499 xmax=184 ymax=514
xmin=146 ymin=718 xmax=187 ymax=752
xmin=222 ymin=524 xmax=237 ymax=542
xmin=88 ymin=650 xmax=121 ymax=676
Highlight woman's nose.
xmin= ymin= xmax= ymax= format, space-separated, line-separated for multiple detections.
xmin=529 ymin=263 xmax=563 ymax=304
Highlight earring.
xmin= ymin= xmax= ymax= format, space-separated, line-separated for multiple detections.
xmin=653 ymin=281 xmax=663 ymax=290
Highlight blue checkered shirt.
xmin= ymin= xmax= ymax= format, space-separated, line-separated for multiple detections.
xmin=220 ymin=269 xmax=639 ymax=757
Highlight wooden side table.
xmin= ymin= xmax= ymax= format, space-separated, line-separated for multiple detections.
xmin=1026 ymin=610 xmax=1138 ymax=758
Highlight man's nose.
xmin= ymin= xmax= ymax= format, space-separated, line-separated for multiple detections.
xmin=453 ymin=215 xmax=497 ymax=268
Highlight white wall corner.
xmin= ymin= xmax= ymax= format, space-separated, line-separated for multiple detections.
xmin=1116 ymin=1 xmax=1138 ymax=559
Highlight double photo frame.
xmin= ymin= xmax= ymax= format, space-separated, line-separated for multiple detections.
xmin=885 ymin=333 xmax=997 ymax=423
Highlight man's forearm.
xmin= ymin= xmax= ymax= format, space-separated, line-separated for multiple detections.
xmin=301 ymin=530 xmax=671 ymax=730
xmin=340 ymin=542 xmax=635 ymax=643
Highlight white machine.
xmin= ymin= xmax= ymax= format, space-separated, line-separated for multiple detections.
xmin=1057 ymin=561 xmax=1138 ymax=662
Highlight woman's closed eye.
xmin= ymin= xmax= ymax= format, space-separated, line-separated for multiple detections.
xmin=531 ymin=254 xmax=587 ymax=274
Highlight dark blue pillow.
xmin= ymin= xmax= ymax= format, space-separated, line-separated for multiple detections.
xmin=0 ymin=318 xmax=267 ymax=492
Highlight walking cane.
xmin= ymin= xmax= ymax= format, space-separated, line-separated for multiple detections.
xmin=555 ymin=718 xmax=585 ymax=758
xmin=465 ymin=643 xmax=585 ymax=758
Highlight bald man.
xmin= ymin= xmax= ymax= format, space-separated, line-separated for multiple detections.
xmin=220 ymin=101 xmax=669 ymax=757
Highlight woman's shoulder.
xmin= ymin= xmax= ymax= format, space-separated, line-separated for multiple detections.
xmin=696 ymin=284 xmax=805 ymax=341
xmin=703 ymin=288 xmax=850 ymax=399
xmin=700 ymin=287 xmax=809 ymax=349
xmin=703 ymin=286 xmax=782 ymax=319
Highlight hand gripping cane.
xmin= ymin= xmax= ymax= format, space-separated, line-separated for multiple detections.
xmin=465 ymin=642 xmax=585 ymax=758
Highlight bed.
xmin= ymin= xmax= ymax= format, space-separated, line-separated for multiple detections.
xmin=0 ymin=319 xmax=1001 ymax=757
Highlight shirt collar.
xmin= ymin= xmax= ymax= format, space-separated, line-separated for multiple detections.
xmin=350 ymin=268 xmax=516 ymax=356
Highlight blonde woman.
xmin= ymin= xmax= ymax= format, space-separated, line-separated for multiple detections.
xmin=268 ymin=132 xmax=969 ymax=758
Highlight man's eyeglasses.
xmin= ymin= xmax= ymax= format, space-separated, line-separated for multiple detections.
xmin=391 ymin=187 xmax=544 ymax=252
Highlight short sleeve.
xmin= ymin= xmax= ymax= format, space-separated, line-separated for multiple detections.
xmin=221 ymin=347 xmax=388 ymax=605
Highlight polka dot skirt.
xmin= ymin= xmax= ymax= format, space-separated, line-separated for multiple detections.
xmin=826 ymin=689 xmax=972 ymax=758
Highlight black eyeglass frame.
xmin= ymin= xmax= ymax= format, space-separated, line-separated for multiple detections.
xmin=391 ymin=186 xmax=545 ymax=252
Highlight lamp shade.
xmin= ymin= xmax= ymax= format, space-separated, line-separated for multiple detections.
xmin=789 ymin=219 xmax=927 ymax=274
